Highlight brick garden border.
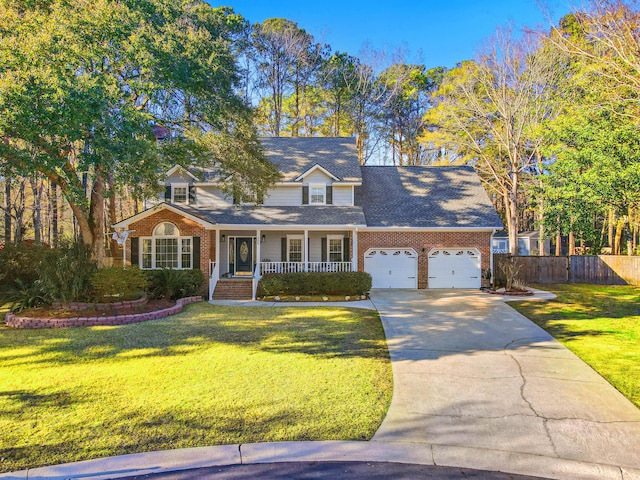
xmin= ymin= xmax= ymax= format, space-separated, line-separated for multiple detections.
xmin=5 ymin=296 xmax=202 ymax=329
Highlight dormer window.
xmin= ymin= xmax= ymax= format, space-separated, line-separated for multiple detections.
xmin=172 ymin=185 xmax=188 ymax=204
xmin=310 ymin=184 xmax=326 ymax=205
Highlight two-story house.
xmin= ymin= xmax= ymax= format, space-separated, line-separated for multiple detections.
xmin=113 ymin=137 xmax=504 ymax=299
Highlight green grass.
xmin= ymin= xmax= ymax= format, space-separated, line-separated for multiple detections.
xmin=510 ymin=284 xmax=640 ymax=408
xmin=0 ymin=303 xmax=392 ymax=473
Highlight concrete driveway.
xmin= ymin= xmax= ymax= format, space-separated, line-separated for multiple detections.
xmin=369 ymin=289 xmax=640 ymax=478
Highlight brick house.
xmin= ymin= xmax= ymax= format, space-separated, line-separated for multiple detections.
xmin=113 ymin=137 xmax=504 ymax=299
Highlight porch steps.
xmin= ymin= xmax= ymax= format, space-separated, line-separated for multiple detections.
xmin=212 ymin=278 xmax=253 ymax=300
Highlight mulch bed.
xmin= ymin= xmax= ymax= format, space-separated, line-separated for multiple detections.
xmin=19 ymin=299 xmax=176 ymax=319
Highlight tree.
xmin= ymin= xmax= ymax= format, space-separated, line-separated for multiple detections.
xmin=543 ymin=3 xmax=640 ymax=253
xmin=250 ymin=18 xmax=325 ymax=136
xmin=319 ymin=52 xmax=359 ymax=137
xmin=379 ymin=64 xmax=443 ymax=165
xmin=0 ymin=0 xmax=277 ymax=262
xmin=422 ymin=29 xmax=562 ymax=255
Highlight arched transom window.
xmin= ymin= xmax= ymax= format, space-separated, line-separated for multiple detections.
xmin=141 ymin=222 xmax=192 ymax=269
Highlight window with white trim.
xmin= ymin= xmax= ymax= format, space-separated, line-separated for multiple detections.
xmin=287 ymin=235 xmax=303 ymax=262
xmin=172 ymin=184 xmax=188 ymax=204
xmin=309 ymin=183 xmax=326 ymax=204
xmin=140 ymin=222 xmax=192 ymax=269
xmin=327 ymin=235 xmax=343 ymax=262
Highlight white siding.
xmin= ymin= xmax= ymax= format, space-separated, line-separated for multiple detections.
xmin=332 ymin=186 xmax=353 ymax=206
xmin=259 ymin=235 xmax=282 ymax=262
xmin=165 ymin=171 xmax=193 ymax=184
xmin=196 ymin=186 xmax=232 ymax=207
xmin=263 ymin=186 xmax=302 ymax=206
xmin=303 ymin=170 xmax=333 ymax=184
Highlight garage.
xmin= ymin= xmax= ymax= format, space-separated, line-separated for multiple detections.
xmin=428 ymin=248 xmax=481 ymax=289
xmin=364 ymin=248 xmax=418 ymax=288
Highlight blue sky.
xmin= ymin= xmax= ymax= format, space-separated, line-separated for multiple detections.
xmin=213 ymin=1 xmax=571 ymax=69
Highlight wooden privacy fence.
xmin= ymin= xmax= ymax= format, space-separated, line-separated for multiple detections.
xmin=494 ymin=254 xmax=640 ymax=286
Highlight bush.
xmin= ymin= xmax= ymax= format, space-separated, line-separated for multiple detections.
xmin=38 ymin=242 xmax=98 ymax=303
xmin=0 ymin=243 xmax=48 ymax=296
xmin=90 ymin=267 xmax=148 ymax=301
xmin=2 ymin=278 xmax=48 ymax=312
xmin=0 ymin=241 xmax=97 ymax=308
xmin=257 ymin=272 xmax=372 ymax=297
xmin=146 ymin=268 xmax=205 ymax=300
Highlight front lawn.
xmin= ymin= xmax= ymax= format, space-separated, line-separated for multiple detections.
xmin=0 ymin=303 xmax=392 ymax=473
xmin=510 ymin=284 xmax=640 ymax=408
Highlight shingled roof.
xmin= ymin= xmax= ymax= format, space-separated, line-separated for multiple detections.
xmin=356 ymin=166 xmax=503 ymax=229
xmin=173 ymin=204 xmax=366 ymax=227
xmin=260 ymin=137 xmax=361 ymax=182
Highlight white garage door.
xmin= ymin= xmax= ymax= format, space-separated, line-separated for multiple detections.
xmin=428 ymin=249 xmax=481 ymax=289
xmin=364 ymin=248 xmax=418 ymax=288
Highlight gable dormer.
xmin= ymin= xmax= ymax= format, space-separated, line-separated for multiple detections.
xmin=297 ymin=164 xmax=338 ymax=205
xmin=164 ymin=165 xmax=198 ymax=205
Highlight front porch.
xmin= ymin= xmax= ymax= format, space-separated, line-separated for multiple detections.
xmin=208 ymin=228 xmax=358 ymax=300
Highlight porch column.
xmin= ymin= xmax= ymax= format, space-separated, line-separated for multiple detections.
xmin=215 ymin=229 xmax=220 ymax=271
xmin=352 ymin=228 xmax=358 ymax=272
xmin=256 ymin=229 xmax=261 ymax=275
xmin=304 ymin=229 xmax=309 ymax=271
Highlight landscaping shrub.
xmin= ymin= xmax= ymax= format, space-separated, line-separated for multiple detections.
xmin=2 ymin=278 xmax=48 ymax=312
xmin=146 ymin=268 xmax=205 ymax=300
xmin=90 ymin=267 xmax=148 ymax=301
xmin=0 ymin=243 xmax=48 ymax=295
xmin=0 ymin=241 xmax=97 ymax=310
xmin=257 ymin=271 xmax=372 ymax=297
xmin=38 ymin=242 xmax=98 ymax=303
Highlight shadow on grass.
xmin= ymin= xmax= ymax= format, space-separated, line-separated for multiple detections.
xmin=0 ymin=389 xmax=78 ymax=412
xmin=0 ymin=402 xmax=351 ymax=473
xmin=0 ymin=304 xmax=388 ymax=368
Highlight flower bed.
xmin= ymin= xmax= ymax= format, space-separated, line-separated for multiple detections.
xmin=51 ymin=296 xmax=148 ymax=311
xmin=5 ymin=296 xmax=202 ymax=329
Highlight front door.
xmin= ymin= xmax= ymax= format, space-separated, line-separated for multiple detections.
xmin=235 ymin=237 xmax=253 ymax=275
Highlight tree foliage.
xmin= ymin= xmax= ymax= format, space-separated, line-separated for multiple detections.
xmin=422 ymin=29 xmax=562 ymax=254
xmin=0 ymin=0 xmax=277 ymax=259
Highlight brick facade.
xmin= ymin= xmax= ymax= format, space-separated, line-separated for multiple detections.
xmin=127 ymin=210 xmax=212 ymax=274
xmin=124 ymin=209 xmax=492 ymax=290
xmin=357 ymin=230 xmax=492 ymax=288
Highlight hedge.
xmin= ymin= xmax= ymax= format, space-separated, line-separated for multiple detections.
xmin=257 ymin=271 xmax=372 ymax=297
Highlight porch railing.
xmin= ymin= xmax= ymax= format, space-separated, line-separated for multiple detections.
xmin=252 ymin=263 xmax=262 ymax=301
xmin=492 ymin=248 xmax=509 ymax=254
xmin=259 ymin=261 xmax=352 ymax=275
xmin=208 ymin=260 xmax=219 ymax=301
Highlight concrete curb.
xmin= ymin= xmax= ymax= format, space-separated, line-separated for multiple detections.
xmin=3 ymin=441 xmax=639 ymax=480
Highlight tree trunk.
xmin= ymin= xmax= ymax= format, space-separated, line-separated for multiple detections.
xmin=51 ymin=180 xmax=59 ymax=247
xmin=506 ymin=176 xmax=519 ymax=256
xmin=614 ymin=217 xmax=625 ymax=255
xmin=13 ymin=180 xmax=25 ymax=243
xmin=30 ymin=176 xmax=43 ymax=244
xmin=107 ymin=173 xmax=118 ymax=258
xmin=88 ymin=169 xmax=106 ymax=263
xmin=608 ymin=209 xmax=615 ymax=248
xmin=568 ymin=230 xmax=576 ymax=256
xmin=538 ymin=181 xmax=545 ymax=256
xmin=3 ymin=178 xmax=10 ymax=244
xmin=556 ymin=215 xmax=562 ymax=256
